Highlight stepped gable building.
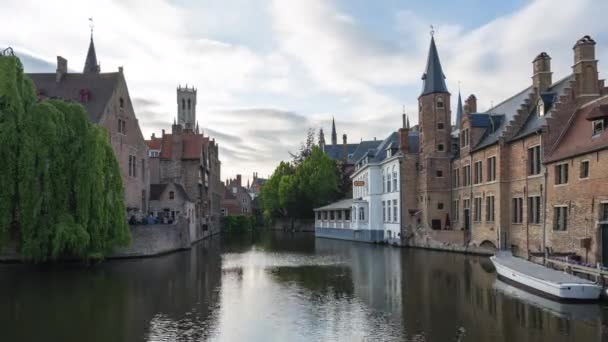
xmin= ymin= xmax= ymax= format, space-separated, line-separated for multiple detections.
xmin=28 ymin=33 xmax=149 ymax=216
xmin=400 ymin=34 xmax=608 ymax=265
xmin=146 ymin=85 xmax=222 ymax=237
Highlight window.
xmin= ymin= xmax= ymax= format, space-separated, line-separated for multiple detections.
xmin=330 ymin=211 xmax=335 ymax=220
xmin=512 ymin=198 xmax=523 ymax=223
xmin=593 ymin=119 xmax=605 ymax=136
xmin=437 ymin=122 xmax=445 ymax=130
xmin=119 ymin=97 xmax=125 ymax=109
xmin=345 ymin=209 xmax=351 ymax=221
xmin=386 ymin=170 xmax=391 ymax=192
xmin=528 ymin=196 xmax=541 ymax=224
xmin=487 ymin=157 xmax=496 ymax=182
xmin=555 ymin=163 xmax=569 ymax=185
xmin=600 ymin=203 xmax=608 ymax=222
xmin=437 ymin=144 xmax=444 ymax=151
xmin=118 ymin=118 xmax=126 ymax=134
xmin=537 ymin=98 xmax=545 ymax=116
xmin=182 ymin=99 xmax=186 ymax=110
xmin=528 ymin=146 xmax=541 ymax=175
xmin=382 ymin=201 xmax=386 ymax=222
xmin=474 ymin=161 xmax=483 ymax=184
xmin=128 ymin=155 xmax=137 ymax=178
xmin=453 ymin=200 xmax=459 ymax=222
xmin=187 ymin=98 xmax=191 ymax=110
xmin=463 ymin=165 xmax=471 ymax=186
xmin=393 ymin=199 xmax=398 ymax=222
xmin=323 ymin=211 xmax=328 ymax=220
xmin=317 ymin=212 xmax=321 ymax=220
xmin=337 ymin=210 xmax=342 ymax=220
xmin=553 ymin=206 xmax=568 ymax=231
xmin=453 ymin=168 xmax=460 ymax=187
xmin=392 ymin=167 xmax=397 ymax=191
xmin=438 ymin=202 xmax=444 ymax=210
xmin=473 ymin=197 xmax=482 ymax=222
xmin=437 ymin=97 xmax=444 ymax=109
xmin=359 ymin=207 xmax=365 ymax=221
xmin=580 ymin=160 xmax=589 ymax=179
xmin=382 ymin=173 xmax=386 ymax=193
xmin=387 ymin=205 xmax=391 ymax=223
xmin=169 ymin=191 xmax=175 ymax=200
xmin=436 ymin=170 xmax=443 ymax=177
xmin=486 ymin=196 xmax=495 ymax=222
xmin=461 ymin=129 xmax=470 ymax=147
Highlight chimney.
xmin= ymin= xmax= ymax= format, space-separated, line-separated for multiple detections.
xmin=161 ymin=129 xmax=165 ymax=137
xmin=573 ymin=35 xmax=600 ymax=98
xmin=236 ymin=174 xmax=242 ymax=187
xmin=532 ymin=52 xmax=552 ymax=94
xmin=118 ymin=66 xmax=123 ymax=74
xmin=56 ymin=56 xmax=67 ymax=82
xmin=342 ymin=134 xmax=348 ymax=162
xmin=399 ymin=114 xmax=410 ymax=154
xmin=151 ymin=133 xmax=155 ymax=139
xmin=464 ymin=94 xmax=477 ymax=115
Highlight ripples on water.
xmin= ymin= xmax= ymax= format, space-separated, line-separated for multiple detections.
xmin=1 ymin=231 xmax=606 ymax=342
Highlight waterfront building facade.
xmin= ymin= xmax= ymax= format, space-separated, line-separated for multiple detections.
xmin=28 ymin=34 xmax=150 ymax=218
xmin=221 ymin=175 xmax=252 ymax=216
xmin=401 ymin=34 xmax=608 ymax=265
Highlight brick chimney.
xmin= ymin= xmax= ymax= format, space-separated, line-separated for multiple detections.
xmin=464 ymin=94 xmax=477 ymax=115
xmin=532 ymin=52 xmax=552 ymax=94
xmin=573 ymin=35 xmax=600 ymax=98
xmin=399 ymin=114 xmax=410 ymax=154
xmin=56 ymin=56 xmax=67 ymax=83
xmin=236 ymin=174 xmax=242 ymax=187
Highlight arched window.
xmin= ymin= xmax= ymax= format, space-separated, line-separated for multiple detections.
xmin=382 ymin=173 xmax=386 ymax=193
xmin=393 ymin=166 xmax=397 ymax=191
xmin=187 ymin=98 xmax=191 ymax=110
xmin=437 ymin=96 xmax=444 ymax=109
xmin=182 ymin=99 xmax=186 ymax=110
xmin=359 ymin=207 xmax=365 ymax=221
xmin=386 ymin=169 xmax=391 ymax=192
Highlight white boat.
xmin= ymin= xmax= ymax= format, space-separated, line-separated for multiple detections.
xmin=490 ymin=252 xmax=602 ymax=301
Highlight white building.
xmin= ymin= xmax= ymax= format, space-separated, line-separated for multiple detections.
xmin=315 ymin=126 xmax=416 ymax=244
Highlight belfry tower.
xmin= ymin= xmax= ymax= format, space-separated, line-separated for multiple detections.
xmin=177 ymin=85 xmax=197 ymax=131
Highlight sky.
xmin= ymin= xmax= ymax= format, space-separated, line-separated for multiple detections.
xmin=3 ymin=0 xmax=608 ymax=184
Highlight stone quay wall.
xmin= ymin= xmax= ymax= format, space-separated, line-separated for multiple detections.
xmin=270 ymin=218 xmax=315 ymax=232
xmin=108 ymin=222 xmax=192 ymax=258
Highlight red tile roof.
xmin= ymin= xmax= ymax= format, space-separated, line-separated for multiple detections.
xmin=546 ymin=98 xmax=608 ymax=163
xmin=146 ymin=137 xmax=162 ymax=150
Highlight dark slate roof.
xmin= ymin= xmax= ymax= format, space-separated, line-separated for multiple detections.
xmin=83 ymin=36 xmax=100 ymax=74
xmin=349 ymin=140 xmax=382 ymax=162
xmin=357 ymin=131 xmax=420 ymax=164
xmin=472 ymin=85 xmax=534 ymax=150
xmin=323 ymin=143 xmax=360 ymax=161
xmin=28 ymin=72 xmax=120 ymax=123
xmin=510 ymin=75 xmax=574 ymax=141
xmin=150 ymin=183 xmax=191 ymax=202
xmin=421 ymin=36 xmax=449 ymax=96
xmin=455 ymin=92 xmax=463 ymax=129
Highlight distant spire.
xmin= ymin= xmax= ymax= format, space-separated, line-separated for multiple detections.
xmin=456 ymin=90 xmax=463 ymax=128
xmin=420 ymin=35 xmax=448 ymax=96
xmin=318 ymin=128 xmax=326 ymax=151
xmin=83 ymin=18 xmax=100 ymax=74
xmin=331 ymin=117 xmax=337 ymax=146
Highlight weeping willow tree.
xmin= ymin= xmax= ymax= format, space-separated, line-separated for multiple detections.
xmin=0 ymin=54 xmax=130 ymax=262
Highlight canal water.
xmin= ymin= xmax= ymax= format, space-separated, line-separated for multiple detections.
xmin=1 ymin=231 xmax=607 ymax=341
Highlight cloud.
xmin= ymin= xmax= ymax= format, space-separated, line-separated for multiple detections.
xmin=4 ymin=0 xmax=608 ymax=184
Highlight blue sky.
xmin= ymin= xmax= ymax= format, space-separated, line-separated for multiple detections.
xmin=2 ymin=0 xmax=608 ymax=182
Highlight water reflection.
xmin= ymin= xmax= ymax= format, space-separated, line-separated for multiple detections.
xmin=1 ymin=232 xmax=607 ymax=342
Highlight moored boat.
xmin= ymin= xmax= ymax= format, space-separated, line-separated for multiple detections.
xmin=490 ymin=252 xmax=602 ymax=301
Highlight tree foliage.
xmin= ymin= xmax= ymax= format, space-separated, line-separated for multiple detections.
xmin=0 ymin=55 xmax=130 ymax=262
xmin=261 ymin=146 xmax=341 ymax=221
xmin=288 ymin=128 xmax=316 ymax=165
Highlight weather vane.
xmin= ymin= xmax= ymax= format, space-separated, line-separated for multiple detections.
xmin=430 ymin=25 xmax=435 ymax=37
xmin=89 ymin=17 xmax=94 ymax=35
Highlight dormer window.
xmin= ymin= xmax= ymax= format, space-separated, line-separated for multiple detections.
xmin=386 ymin=149 xmax=392 ymax=158
xmin=437 ymin=97 xmax=444 ymax=109
xmin=593 ymin=119 xmax=605 ymax=136
xmin=538 ymin=98 xmax=545 ymax=116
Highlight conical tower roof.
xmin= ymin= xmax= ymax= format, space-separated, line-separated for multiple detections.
xmin=420 ymin=36 xmax=448 ymax=96
xmin=83 ymin=35 xmax=100 ymax=74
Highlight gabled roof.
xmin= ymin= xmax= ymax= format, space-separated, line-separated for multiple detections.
xmin=349 ymin=140 xmax=383 ymax=162
xmin=546 ymin=96 xmax=608 ymax=163
xmin=28 ymin=72 xmax=121 ymax=123
xmin=323 ymin=143 xmax=360 ymax=161
xmin=421 ymin=36 xmax=449 ymax=96
xmin=355 ymin=131 xmax=418 ymax=165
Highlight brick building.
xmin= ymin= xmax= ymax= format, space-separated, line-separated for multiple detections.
xmin=221 ymin=175 xmax=252 ymax=216
xmin=28 ymin=33 xmax=149 ymax=218
xmin=402 ymin=34 xmax=608 ymax=265
xmin=146 ymin=86 xmax=222 ymax=238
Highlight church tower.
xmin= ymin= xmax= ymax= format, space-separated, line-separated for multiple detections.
xmin=417 ymin=34 xmax=452 ymax=230
xmin=177 ymin=85 xmax=197 ymax=131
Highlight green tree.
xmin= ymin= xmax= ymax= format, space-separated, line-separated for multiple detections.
xmin=0 ymin=54 xmax=130 ymax=262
